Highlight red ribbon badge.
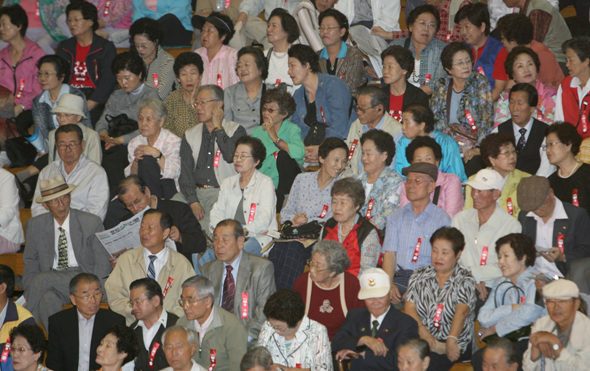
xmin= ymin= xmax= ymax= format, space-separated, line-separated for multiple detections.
xmin=318 ymin=205 xmax=329 ymax=219
xmin=14 ymin=79 xmax=25 ymax=100
xmin=274 ymin=79 xmax=281 ymax=87
xmin=213 ymin=148 xmax=221 ymax=168
xmin=148 ymin=342 xmax=160 ymax=369
xmin=216 ymin=74 xmax=223 ymax=89
xmin=581 ymin=102 xmax=589 ymax=133
xmin=241 ymin=292 xmax=249 ymax=320
xmin=365 ymin=198 xmax=374 ymax=220
xmin=320 ymin=107 xmax=327 ymax=124
xmin=273 ymin=151 xmax=278 ymax=160
xmin=340 ymin=72 xmax=345 ymax=79
xmin=572 ymin=189 xmax=579 ymax=207
xmin=296 ymin=364 xmax=302 ymax=368
xmin=480 ymin=246 xmax=488 ymax=266
xmin=411 ymin=238 xmax=422 ymax=263
xmin=152 ymin=73 xmax=159 ymax=88
xmin=557 ymin=233 xmax=565 ymax=253
xmin=424 ymin=73 xmax=432 ymax=84
xmin=1 ymin=337 xmax=10 ymax=363
xmin=507 ymin=198 xmax=513 ymax=215
xmin=477 ymin=66 xmax=485 ymax=76
xmin=537 ymin=109 xmax=543 ymax=121
xmin=224 ymin=0 xmax=231 ymax=8
xmin=433 ymin=303 xmax=443 ymax=330
xmin=347 ymin=139 xmax=358 ymax=162
xmin=465 ymin=109 xmax=477 ymax=132
xmin=162 ymin=277 xmax=173 ymax=298
xmin=521 ymin=296 xmax=525 ymax=304
xmin=209 ymin=349 xmax=217 ymax=370
xmin=35 ymin=1 xmax=40 ymax=17
xmin=445 ymin=30 xmax=452 ymax=42
xmin=248 ymin=203 xmax=256 ymax=223
xmin=103 ymin=0 xmax=111 ymax=16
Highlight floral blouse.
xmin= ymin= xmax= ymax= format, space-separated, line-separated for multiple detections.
xmin=493 ymin=79 xmax=557 ymax=127
xmin=357 ymin=167 xmax=404 ymax=230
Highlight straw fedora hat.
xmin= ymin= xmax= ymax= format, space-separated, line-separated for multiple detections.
xmin=50 ymin=94 xmax=87 ymax=118
xmin=36 ymin=174 xmax=77 ymax=203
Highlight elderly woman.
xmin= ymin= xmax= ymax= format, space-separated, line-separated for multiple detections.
xmin=405 ymin=226 xmax=476 ymax=371
xmin=473 ymin=233 xmax=545 ymax=370
xmin=390 ymin=5 xmax=447 ymax=96
xmin=494 ymin=46 xmax=557 ymax=126
xmin=258 ymin=289 xmax=332 ymax=371
xmin=395 ymin=104 xmax=467 ymax=183
xmin=0 ymin=168 xmax=24 ymax=254
xmin=240 ymin=347 xmax=273 ymax=371
xmin=321 ymin=178 xmax=381 ymax=276
xmin=317 ymin=9 xmax=366 ymax=99
xmin=95 ymin=325 xmax=139 ymax=371
xmin=163 ymin=52 xmax=203 ymax=138
xmin=397 ymin=338 xmax=431 ymax=371
xmin=399 ymin=136 xmax=464 ymax=218
xmin=129 ymin=17 xmax=176 ymax=100
xmin=465 ymin=133 xmax=531 ymax=218
xmin=8 ymin=325 xmax=48 ymax=371
xmin=546 ymin=122 xmax=590 ymax=217
xmin=224 ymin=47 xmax=268 ymax=135
xmin=0 ymin=5 xmax=43 ymax=119
xmin=430 ymin=42 xmax=493 ymax=177
xmin=293 ymin=0 xmax=338 ymax=51
xmin=293 ymin=240 xmax=364 ymax=340
xmin=193 ymin=12 xmax=239 ymax=89
xmin=264 ymin=9 xmax=300 ymax=95
xmin=125 ymin=98 xmax=181 ymax=199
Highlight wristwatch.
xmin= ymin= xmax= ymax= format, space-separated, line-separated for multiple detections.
xmin=156 ymin=151 xmax=163 ymax=160
xmin=553 ymin=344 xmax=560 ymax=351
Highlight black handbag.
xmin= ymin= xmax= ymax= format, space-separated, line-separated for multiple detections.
xmin=280 ymin=220 xmax=323 ymax=240
xmin=106 ymin=114 xmax=138 ymax=138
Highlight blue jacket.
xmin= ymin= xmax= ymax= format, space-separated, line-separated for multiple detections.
xmin=472 ymin=36 xmax=504 ymax=90
xmin=292 ymin=73 xmax=357 ymax=140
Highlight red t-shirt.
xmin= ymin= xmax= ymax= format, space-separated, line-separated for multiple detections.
xmin=388 ymin=93 xmax=404 ymax=121
xmin=72 ymin=43 xmax=96 ymax=89
xmin=492 ymin=47 xmax=509 ymax=81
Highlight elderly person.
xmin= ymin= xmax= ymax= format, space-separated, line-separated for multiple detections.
xmin=95 ymin=325 xmax=139 ymax=371
xmin=240 ymin=347 xmax=273 ymax=371
xmin=193 ymin=13 xmax=239 ymax=89
xmin=405 ymin=226 xmax=476 ymax=371
xmin=293 ymin=0 xmax=337 ymax=52
xmin=161 ymin=326 xmax=207 ymax=371
xmin=293 ymin=240 xmax=364 ymax=340
xmin=264 ymin=9 xmax=300 ymax=95
xmin=125 ymin=98 xmax=181 ymax=199
xmin=523 ymin=279 xmax=590 ymax=370
xmin=481 ymin=337 xmax=520 ymax=371
xmin=9 ymin=325 xmax=48 ymax=371
xmin=0 ymin=169 xmax=23 ymax=254
xmin=258 ymin=289 xmax=332 ymax=371
xmin=430 ymin=42 xmax=493 ymax=177
xmin=397 ymin=339 xmax=431 ymax=371
xmin=163 ymin=52 xmax=203 ymax=138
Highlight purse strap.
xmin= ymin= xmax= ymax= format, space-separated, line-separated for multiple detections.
xmin=445 ymin=78 xmax=454 ymax=124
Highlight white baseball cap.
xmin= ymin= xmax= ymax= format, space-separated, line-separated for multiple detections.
xmin=358 ymin=268 xmax=391 ymax=300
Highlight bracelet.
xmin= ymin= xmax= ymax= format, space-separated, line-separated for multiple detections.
xmin=156 ymin=151 xmax=163 ymax=160
xmin=447 ymin=335 xmax=459 ymax=342
xmin=275 ymin=138 xmax=283 ymax=146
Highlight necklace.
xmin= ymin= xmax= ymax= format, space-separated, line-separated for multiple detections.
xmin=411 ymin=69 xmax=420 ymax=83
xmin=338 ymin=222 xmax=352 ymax=241
xmin=558 ymin=161 xmax=581 ymax=179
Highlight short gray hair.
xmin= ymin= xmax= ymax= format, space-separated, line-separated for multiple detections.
xmin=138 ymin=97 xmax=167 ymax=121
xmin=161 ymin=326 xmax=198 ymax=347
xmin=181 ymin=275 xmax=215 ymax=300
xmin=312 ymin=240 xmax=350 ymax=276
xmin=197 ymin=84 xmax=224 ymax=102
xmin=240 ymin=346 xmax=273 ymax=371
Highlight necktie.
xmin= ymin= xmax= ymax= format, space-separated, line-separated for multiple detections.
xmin=57 ymin=227 xmax=68 ymax=270
xmin=517 ymin=128 xmax=527 ymax=152
xmin=371 ymin=320 xmax=379 ymax=337
xmin=147 ymin=255 xmax=157 ymax=279
xmin=222 ymin=265 xmax=235 ymax=313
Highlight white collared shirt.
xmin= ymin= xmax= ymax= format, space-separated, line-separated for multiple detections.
xmin=556 ymin=76 xmax=590 ymax=122
xmin=136 ymin=309 xmax=168 ymax=350
xmin=194 ymin=307 xmax=215 ymax=344
xmin=77 ymin=310 xmax=96 ymax=371
xmin=143 ymin=246 xmax=169 ymax=280
xmin=52 ymin=212 xmax=79 ymax=269
xmin=370 ymin=305 xmax=391 ymax=329
xmin=219 ymin=251 xmax=243 ymax=307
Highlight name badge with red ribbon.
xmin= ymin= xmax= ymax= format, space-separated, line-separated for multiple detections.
xmin=340 ymin=72 xmax=345 ymax=79
xmin=152 ymin=73 xmax=159 ymax=88
xmin=148 ymin=342 xmax=160 ymax=369
xmin=365 ymin=198 xmax=374 ymax=220
xmin=103 ymin=0 xmax=111 ymax=16
xmin=411 ymin=238 xmax=422 ymax=263
xmin=537 ymin=109 xmax=543 ymax=121
xmin=241 ymin=292 xmax=249 ymax=319
xmin=216 ymin=74 xmax=223 ymax=89
xmin=424 ymin=73 xmax=432 ymax=83
xmin=213 ymin=148 xmax=221 ymax=168
xmin=445 ymin=30 xmax=452 ymax=42
xmin=507 ymin=198 xmax=513 ymax=215
xmin=521 ymin=296 xmax=525 ymax=304
xmin=465 ymin=109 xmax=477 ymax=132
xmin=35 ymin=1 xmax=40 ymax=17
xmin=433 ymin=303 xmax=443 ymax=330
xmin=273 ymin=151 xmax=278 ymax=160
xmin=572 ymin=189 xmax=579 ymax=207
xmin=224 ymin=0 xmax=231 ymax=7
xmin=209 ymin=349 xmax=217 ymax=370
xmin=1 ymin=337 xmax=10 ymax=363
xmin=318 ymin=205 xmax=329 ymax=219
xmin=14 ymin=79 xmax=25 ymax=100
xmin=480 ymin=246 xmax=488 ymax=266
xmin=248 ymin=203 xmax=256 ymax=223
xmin=347 ymin=139 xmax=358 ymax=162
xmin=581 ymin=102 xmax=589 ymax=133
xmin=320 ymin=107 xmax=327 ymax=124
xmin=274 ymin=79 xmax=281 ymax=87
xmin=296 ymin=364 xmax=302 ymax=368
xmin=162 ymin=277 xmax=173 ymax=298
xmin=477 ymin=66 xmax=485 ymax=76
xmin=557 ymin=233 xmax=565 ymax=253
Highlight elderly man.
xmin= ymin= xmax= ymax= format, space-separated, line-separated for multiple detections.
xmin=31 ymin=124 xmax=109 ymax=220
xmin=161 ymin=326 xmax=207 ymax=371
xmin=176 ymin=275 xmax=248 ymax=371
xmin=46 ymin=273 xmax=125 ymax=371
xmin=332 ymin=268 xmax=418 ymax=370
xmin=178 ymin=85 xmax=246 ymax=233
xmin=523 ymin=279 xmax=590 ymax=370
xmin=130 ymin=278 xmax=179 ymax=371
xmin=105 ymin=209 xmax=195 ymax=324
xmin=342 ymin=86 xmax=401 ymax=177
xmin=23 ymin=174 xmax=111 ymax=328
xmin=452 ymin=169 xmax=522 ymax=302
xmin=382 ymin=162 xmax=451 ymax=303
xmin=202 ymin=219 xmax=275 ymax=344
xmin=482 ymin=338 xmax=519 ymax=371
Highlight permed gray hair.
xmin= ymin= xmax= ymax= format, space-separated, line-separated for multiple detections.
xmin=311 ymin=240 xmax=350 ymax=276
xmin=138 ymin=97 xmax=167 ymax=121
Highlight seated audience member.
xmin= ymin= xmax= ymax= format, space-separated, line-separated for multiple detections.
xmin=129 ymin=278 xmax=179 ymax=371
xmin=493 ymin=84 xmax=553 ymax=176
xmin=398 ymin=136 xmax=464 ymax=217
xmin=0 ymin=169 xmax=24 ymax=254
xmin=203 ymin=219 xmax=276 ymax=344
xmin=207 ymin=136 xmax=277 ymax=258
xmin=0 ymin=5 xmax=43 ymax=119
xmin=96 ymin=326 xmax=139 ymax=371
xmin=452 ymin=169 xmax=522 ymax=303
xmin=179 ymin=85 xmax=247 ymax=233
xmin=465 ymin=133 xmax=532 ymax=218
xmin=317 ymin=9 xmax=367 ymax=99
xmin=131 ymin=0 xmax=193 ymax=47
xmin=293 ymin=240 xmax=364 ymax=340
xmin=473 ymin=233 xmax=545 ymax=370
xmin=480 ymin=337 xmax=520 ymax=371
xmin=252 ymin=87 xmax=304 ymax=209
xmin=125 ymin=98 xmax=181 ymax=200
xmin=0 ymin=0 xmax=55 ymax=54
xmin=431 ymin=42 xmax=493 ymax=176
xmin=522 ymin=279 xmax=590 ymax=369
xmin=555 ymin=37 xmax=590 ymax=140
xmin=545 ymin=123 xmax=590 ymax=217
xmin=517 ymin=176 xmax=590 ymax=291
xmin=31 ymin=124 xmax=109 ymax=220
xmin=289 ymin=44 xmax=357 ymax=164
xmin=496 ymin=13 xmax=563 ymax=87
xmin=46 ymin=273 xmax=125 ymax=371
xmin=342 ymin=86 xmax=401 ymax=178
xmin=258 ymin=289 xmax=332 ymax=370
xmin=383 ymin=162 xmax=452 ymax=301
xmin=264 ymin=9 xmax=300 ymax=95
xmin=332 ymin=268 xmax=419 ymax=370
xmin=293 ymin=0 xmax=337 ymax=52
xmin=321 ymin=178 xmax=381 ymax=276
xmin=161 ymin=326 xmax=207 ymax=371
xmin=395 ymin=104 xmax=467 ymax=182
xmin=240 ymin=346 xmax=273 ymax=371
xmin=9 ymin=325 xmax=48 ymax=371
xmin=493 ymin=47 xmax=557 ymax=127
xmin=105 ymin=209 xmax=195 ymax=324
xmin=129 ymin=18 xmax=176 ymax=101
xmin=176 ymin=275 xmax=248 ymax=370
xmin=397 ymin=338 xmax=431 ymax=371
xmin=389 ymin=5 xmax=447 ymax=96
xmin=193 ymin=13 xmax=239 ymax=89
xmin=23 ymin=175 xmax=111 ymax=328
xmin=163 ymin=52 xmax=203 ymax=138
xmin=405 ymin=227 xmax=477 ymax=371
xmin=56 ymin=0 xmax=117 ymax=124
xmin=223 ymin=47 xmax=268 ymax=135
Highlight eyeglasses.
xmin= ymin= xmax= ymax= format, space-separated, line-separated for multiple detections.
xmin=545 ymin=298 xmax=575 ymax=307
xmin=497 ymin=149 xmax=517 ymax=157
xmin=179 ymin=296 xmax=203 ymax=307
xmin=191 ymin=99 xmax=218 ymax=107
xmin=319 ymin=26 xmax=341 ymax=32
xmin=134 ymin=42 xmax=152 ymax=50
xmin=271 ymin=324 xmax=289 ymax=333
xmin=37 ymin=72 xmax=57 ymax=78
xmin=415 ymin=20 xmax=437 ymax=29
xmin=233 ymin=154 xmax=253 ymax=161
xmin=262 ymin=106 xmax=280 ymax=114
xmin=541 ymin=141 xmax=562 ymax=151
xmin=76 ymin=291 xmax=103 ymax=303
xmin=128 ymin=296 xmax=149 ymax=308
xmin=353 ymin=104 xmax=376 ymax=113
xmin=57 ymin=142 xmax=81 ymax=151
xmin=452 ymin=60 xmax=472 ymax=67
xmin=10 ymin=346 xmax=31 ymax=354
xmin=306 ymin=259 xmax=329 ymax=272
xmin=46 ymin=194 xmax=70 ymax=206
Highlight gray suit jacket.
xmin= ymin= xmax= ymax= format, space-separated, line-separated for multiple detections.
xmin=22 ymin=208 xmax=111 ymax=289
xmin=202 ymin=252 xmax=275 ymax=341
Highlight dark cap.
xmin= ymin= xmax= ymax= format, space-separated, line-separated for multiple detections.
xmin=402 ymin=162 xmax=438 ymax=182
xmin=191 ymin=13 xmax=234 ymax=34
xmin=517 ymin=176 xmax=551 ymax=212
